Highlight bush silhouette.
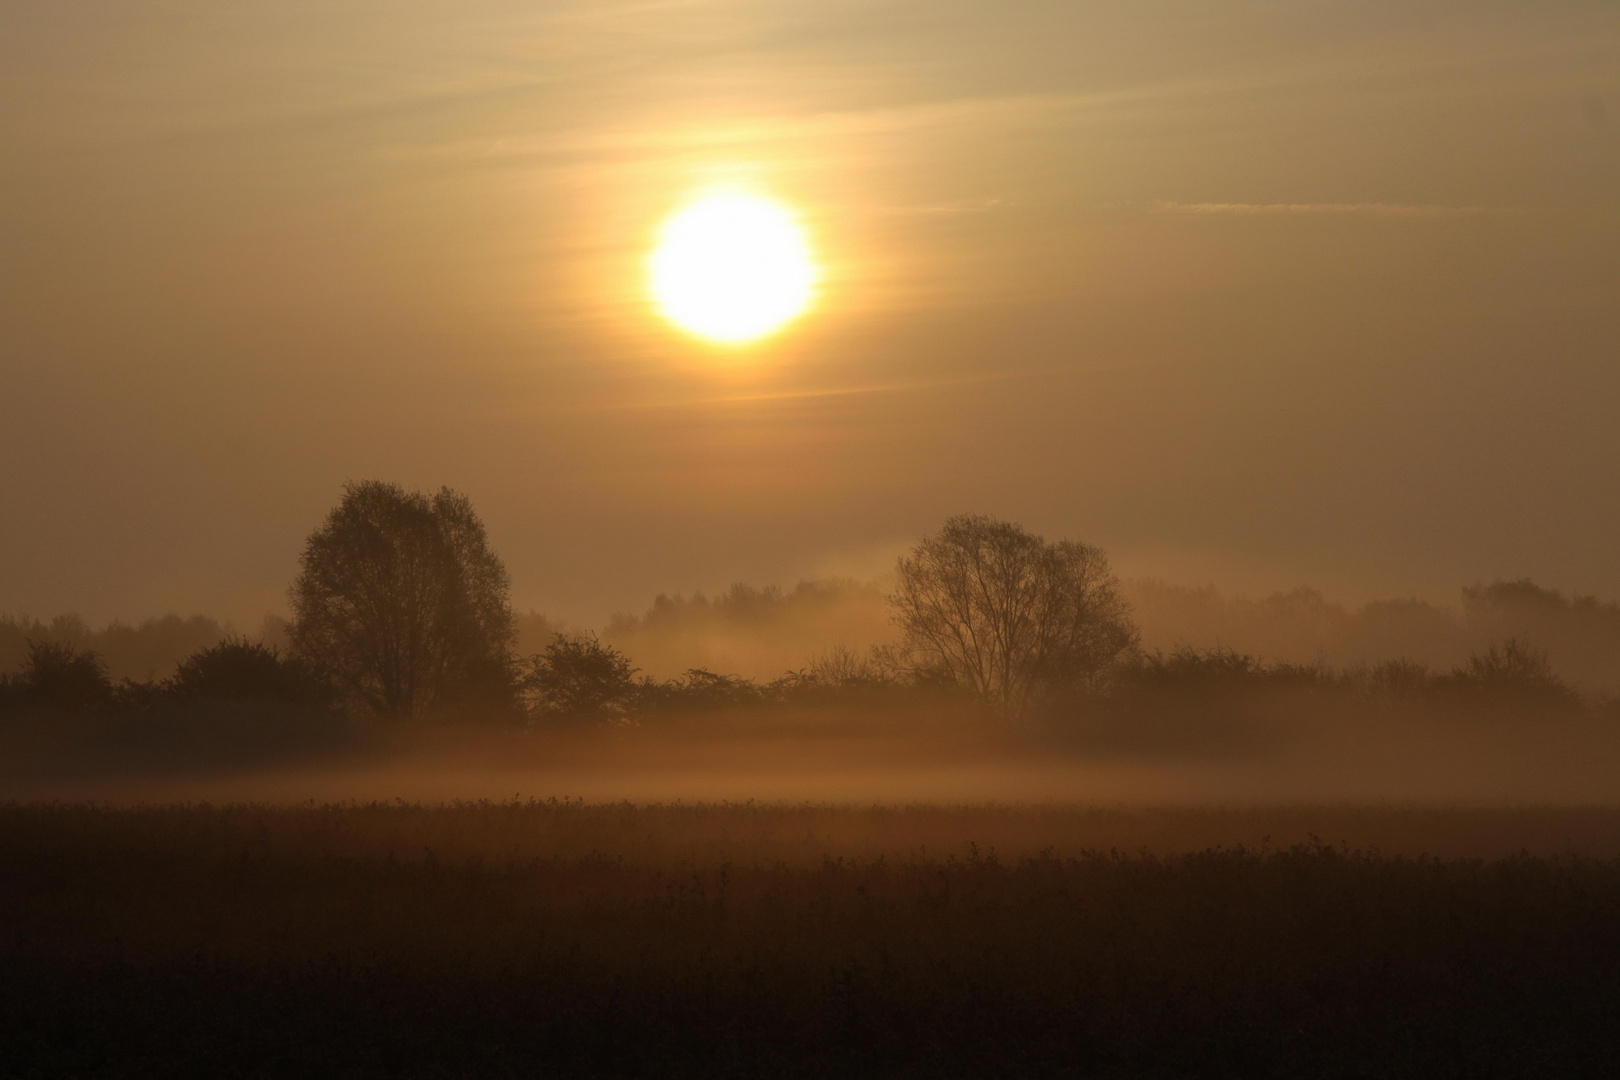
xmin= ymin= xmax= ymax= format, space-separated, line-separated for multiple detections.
xmin=642 ymin=668 xmax=765 ymax=713
xmin=1447 ymin=638 xmax=1580 ymax=710
xmin=0 ymin=640 xmax=115 ymax=716
xmin=523 ymin=634 xmax=639 ymax=722
xmin=165 ymin=638 xmax=334 ymax=707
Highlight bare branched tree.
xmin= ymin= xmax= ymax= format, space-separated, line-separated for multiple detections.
xmin=890 ymin=514 xmax=1137 ymax=716
xmin=290 ymin=481 xmax=515 ymax=719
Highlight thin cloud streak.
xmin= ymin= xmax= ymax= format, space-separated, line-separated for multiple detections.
xmin=382 ymin=86 xmax=1193 ymax=168
xmin=529 ymin=358 xmax=1139 ymax=435
xmin=577 ymin=365 xmax=1079 ymax=415
xmin=1154 ymin=201 xmax=1507 ymax=217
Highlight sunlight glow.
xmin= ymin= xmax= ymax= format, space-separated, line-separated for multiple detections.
xmin=649 ymin=191 xmax=818 ymax=345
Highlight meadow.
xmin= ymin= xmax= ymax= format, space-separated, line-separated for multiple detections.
xmin=5 ymin=800 xmax=1620 ymax=1078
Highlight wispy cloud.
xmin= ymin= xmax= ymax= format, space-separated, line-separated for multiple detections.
xmin=1153 ymin=201 xmax=1504 ymax=217
xmin=600 ymin=368 xmax=1036 ymax=413
xmin=383 ymin=87 xmax=1175 ymax=168
xmin=883 ymin=197 xmax=1009 ymax=216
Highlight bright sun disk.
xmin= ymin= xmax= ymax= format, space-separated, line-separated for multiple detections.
xmin=649 ymin=192 xmax=817 ymax=345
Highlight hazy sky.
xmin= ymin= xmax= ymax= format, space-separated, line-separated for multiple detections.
xmin=3 ymin=0 xmax=1617 ymax=627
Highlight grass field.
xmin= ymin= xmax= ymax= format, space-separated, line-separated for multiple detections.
xmin=4 ymin=800 xmax=1620 ymax=1078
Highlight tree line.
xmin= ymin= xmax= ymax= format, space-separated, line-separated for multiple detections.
xmin=1 ymin=481 xmax=1606 ymax=729
xmin=0 ymin=613 xmax=240 ymax=684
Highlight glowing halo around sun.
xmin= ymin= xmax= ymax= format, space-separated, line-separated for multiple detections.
xmin=648 ymin=191 xmax=818 ymax=345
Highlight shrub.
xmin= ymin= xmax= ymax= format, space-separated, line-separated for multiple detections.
xmin=164 ymin=637 xmax=335 ymax=707
xmin=523 ymin=634 xmax=640 ymax=723
xmin=0 ymin=640 xmax=115 ymax=717
xmin=1445 ymin=638 xmax=1581 ymax=711
xmin=634 ymin=668 xmax=765 ymax=715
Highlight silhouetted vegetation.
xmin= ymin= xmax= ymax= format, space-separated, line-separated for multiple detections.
xmin=604 ymin=579 xmax=891 ymax=680
xmin=523 ymin=633 xmax=641 ymax=722
xmin=0 ymin=637 xmax=335 ymax=719
xmin=1041 ymin=637 xmax=1597 ymax=753
xmin=518 ymin=632 xmax=944 ymax=726
xmin=4 ymin=801 xmax=1620 ymax=1078
xmin=1128 ymin=576 xmax=1620 ymax=697
xmin=3 ymin=503 xmax=1618 ymax=777
xmin=289 ymin=481 xmax=518 ymax=720
xmin=892 ymin=514 xmax=1137 ymax=716
xmin=0 ymin=636 xmax=354 ymax=774
xmin=0 ymin=639 xmax=117 ymax=716
xmin=163 ymin=638 xmax=336 ymax=708
xmin=0 ymin=613 xmax=231 ymax=684
xmin=1443 ymin=636 xmax=1585 ymax=711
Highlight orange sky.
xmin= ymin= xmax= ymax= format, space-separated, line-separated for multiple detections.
xmin=2 ymin=1 xmax=1617 ymax=627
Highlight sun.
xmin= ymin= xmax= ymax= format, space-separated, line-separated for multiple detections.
xmin=649 ymin=191 xmax=818 ymax=345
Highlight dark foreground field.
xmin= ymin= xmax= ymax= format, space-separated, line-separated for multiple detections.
xmin=5 ymin=802 xmax=1620 ymax=1079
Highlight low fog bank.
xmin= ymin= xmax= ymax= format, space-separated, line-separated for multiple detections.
xmin=9 ymin=574 xmax=1618 ymax=695
xmin=593 ymin=575 xmax=1620 ymax=697
xmin=535 ymin=575 xmax=1620 ymax=697
xmin=6 ymin=698 xmax=1620 ymax=809
xmin=1129 ymin=578 xmax=1620 ymax=697
xmin=600 ymin=580 xmax=893 ymax=681
xmin=7 ymin=561 xmax=1620 ymax=811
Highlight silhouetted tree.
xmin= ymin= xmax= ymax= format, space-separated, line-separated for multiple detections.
xmin=523 ymin=634 xmax=638 ymax=722
xmin=891 ymin=514 xmax=1137 ymax=716
xmin=0 ymin=640 xmax=116 ymax=715
xmin=165 ymin=637 xmax=334 ymax=707
xmin=289 ymin=481 xmax=515 ymax=720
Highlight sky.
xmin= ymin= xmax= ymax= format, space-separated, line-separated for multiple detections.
xmin=2 ymin=0 xmax=1617 ymax=628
